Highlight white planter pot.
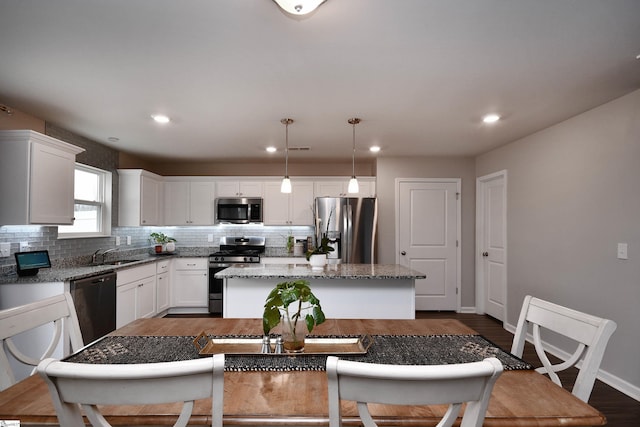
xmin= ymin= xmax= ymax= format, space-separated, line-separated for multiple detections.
xmin=308 ymin=254 xmax=327 ymax=270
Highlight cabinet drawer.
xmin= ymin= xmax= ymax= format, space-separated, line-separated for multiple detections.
xmin=116 ymin=263 xmax=156 ymax=285
xmin=156 ymin=259 xmax=171 ymax=273
xmin=173 ymin=258 xmax=207 ymax=270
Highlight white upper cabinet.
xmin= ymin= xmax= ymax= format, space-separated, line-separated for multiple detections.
xmin=263 ymin=180 xmax=314 ymax=225
xmin=0 ymin=130 xmax=85 ymax=225
xmin=314 ymin=178 xmax=376 ymax=198
xmin=118 ymin=169 xmax=163 ymax=226
xmin=215 ymin=180 xmax=263 ymax=198
xmin=164 ymin=179 xmax=214 ymax=225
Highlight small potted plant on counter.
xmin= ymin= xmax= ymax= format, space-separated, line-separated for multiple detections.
xmin=305 ymin=209 xmax=334 ymax=269
xmin=263 ymin=280 xmax=326 ymax=353
xmin=149 ymin=232 xmax=176 ymax=253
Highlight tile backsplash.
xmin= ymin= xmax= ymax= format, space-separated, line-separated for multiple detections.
xmin=0 ymin=224 xmax=313 ymax=275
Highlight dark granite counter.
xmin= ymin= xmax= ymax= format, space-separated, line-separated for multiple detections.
xmin=0 ymin=246 xmax=215 ymax=285
xmin=216 ymin=263 xmax=426 ymax=280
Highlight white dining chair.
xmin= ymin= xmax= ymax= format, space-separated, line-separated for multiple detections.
xmin=511 ymin=295 xmax=617 ymax=402
xmin=0 ymin=292 xmax=84 ymax=391
xmin=326 ymin=356 xmax=503 ymax=427
xmin=37 ymin=353 xmax=225 ymax=427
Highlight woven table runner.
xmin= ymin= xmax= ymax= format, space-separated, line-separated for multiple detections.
xmin=66 ymin=334 xmax=531 ymax=371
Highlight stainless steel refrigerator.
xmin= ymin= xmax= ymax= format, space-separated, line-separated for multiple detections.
xmin=314 ymin=197 xmax=378 ymax=264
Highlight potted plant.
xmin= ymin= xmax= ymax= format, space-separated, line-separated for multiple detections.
xmin=149 ymin=232 xmax=176 ymax=253
xmin=262 ymin=279 xmax=326 ymax=353
xmin=305 ymin=209 xmax=334 ymax=268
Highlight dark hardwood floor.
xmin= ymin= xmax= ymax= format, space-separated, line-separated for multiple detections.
xmin=166 ymin=311 xmax=640 ymax=426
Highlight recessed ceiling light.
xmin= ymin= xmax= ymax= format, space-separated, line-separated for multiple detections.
xmin=151 ymin=114 xmax=170 ymax=124
xmin=107 ymin=137 xmax=119 ymax=142
xmin=266 ymin=146 xmax=277 ymax=153
xmin=369 ymin=146 xmax=381 ymax=153
xmin=482 ymin=114 xmax=500 ymax=124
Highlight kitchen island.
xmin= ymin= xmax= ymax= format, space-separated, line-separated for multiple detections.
xmin=217 ymin=264 xmax=426 ymax=319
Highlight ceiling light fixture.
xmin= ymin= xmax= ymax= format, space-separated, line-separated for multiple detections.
xmin=347 ymin=118 xmax=361 ymax=194
xmin=369 ymin=146 xmax=380 ymax=153
xmin=482 ymin=114 xmax=500 ymax=124
xmin=280 ymin=118 xmax=294 ymax=193
xmin=266 ymin=146 xmax=277 ymax=153
xmin=151 ymin=114 xmax=170 ymax=124
xmin=0 ymin=104 xmax=13 ymax=116
xmin=273 ymin=0 xmax=326 ymax=15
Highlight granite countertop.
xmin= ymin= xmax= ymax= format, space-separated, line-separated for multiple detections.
xmin=216 ymin=263 xmax=426 ymax=280
xmin=0 ymin=246 xmax=309 ymax=285
xmin=0 ymin=255 xmax=167 ymax=284
xmin=0 ymin=246 xmax=216 ymax=285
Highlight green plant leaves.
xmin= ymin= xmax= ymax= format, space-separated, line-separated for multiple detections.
xmin=262 ymin=280 xmax=326 ymax=335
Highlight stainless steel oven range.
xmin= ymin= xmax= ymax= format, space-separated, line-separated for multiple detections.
xmin=208 ymin=236 xmax=265 ymax=314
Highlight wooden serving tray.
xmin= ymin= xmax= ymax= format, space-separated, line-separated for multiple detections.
xmin=193 ymin=332 xmax=373 ymax=356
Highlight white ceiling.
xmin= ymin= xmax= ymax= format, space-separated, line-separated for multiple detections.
xmin=1 ymin=0 xmax=639 ymax=162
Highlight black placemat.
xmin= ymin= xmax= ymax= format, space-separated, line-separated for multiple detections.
xmin=66 ymin=334 xmax=531 ymax=371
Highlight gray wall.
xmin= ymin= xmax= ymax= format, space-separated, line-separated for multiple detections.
xmin=476 ymin=89 xmax=640 ymax=394
xmin=376 ymin=156 xmax=477 ymax=308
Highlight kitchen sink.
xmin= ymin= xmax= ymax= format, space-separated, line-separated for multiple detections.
xmin=104 ymin=260 xmax=140 ymax=266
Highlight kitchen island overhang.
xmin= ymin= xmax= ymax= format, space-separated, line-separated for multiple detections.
xmin=216 ymin=264 xmax=426 ymax=319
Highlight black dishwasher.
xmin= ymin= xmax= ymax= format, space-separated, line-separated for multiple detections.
xmin=69 ymin=272 xmax=116 ymax=344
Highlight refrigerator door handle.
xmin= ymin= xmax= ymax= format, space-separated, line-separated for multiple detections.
xmin=343 ymin=203 xmax=352 ymax=263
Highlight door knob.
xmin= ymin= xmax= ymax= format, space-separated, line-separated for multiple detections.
xmin=482 ymin=251 xmax=489 ymax=257
xmin=401 ymin=251 xmax=406 ymax=255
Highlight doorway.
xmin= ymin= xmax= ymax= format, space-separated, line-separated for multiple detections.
xmin=476 ymin=170 xmax=507 ymax=321
xmin=396 ymin=178 xmax=460 ymax=311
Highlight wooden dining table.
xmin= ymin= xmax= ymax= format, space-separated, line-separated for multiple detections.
xmin=0 ymin=317 xmax=606 ymax=427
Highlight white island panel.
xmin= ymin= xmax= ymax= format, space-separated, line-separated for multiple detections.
xmin=224 ymin=278 xmax=416 ymax=320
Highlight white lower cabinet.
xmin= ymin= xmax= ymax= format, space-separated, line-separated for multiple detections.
xmin=171 ymin=258 xmax=208 ymax=311
xmin=116 ymin=264 xmax=157 ymax=328
xmin=156 ymin=260 xmax=171 ymax=314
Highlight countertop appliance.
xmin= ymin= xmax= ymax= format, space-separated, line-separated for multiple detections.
xmin=314 ymin=197 xmax=377 ymax=264
xmin=69 ymin=271 xmax=116 ymax=344
xmin=208 ymin=236 xmax=265 ymax=314
xmin=215 ymin=197 xmax=263 ymax=224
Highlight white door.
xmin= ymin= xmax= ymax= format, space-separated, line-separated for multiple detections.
xmin=476 ymin=171 xmax=507 ymax=321
xmin=397 ymin=179 xmax=460 ymax=310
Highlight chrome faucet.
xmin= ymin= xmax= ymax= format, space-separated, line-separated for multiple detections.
xmin=92 ymin=248 xmax=118 ymax=265
xmin=100 ymin=248 xmax=118 ymax=264
xmin=91 ymin=248 xmax=102 ymax=265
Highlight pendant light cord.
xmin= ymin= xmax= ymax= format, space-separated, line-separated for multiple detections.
xmin=348 ymin=118 xmax=360 ymax=178
xmin=351 ymin=120 xmax=356 ymax=177
xmin=285 ymin=120 xmax=289 ymax=177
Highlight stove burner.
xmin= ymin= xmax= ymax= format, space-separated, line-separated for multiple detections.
xmin=209 ymin=236 xmax=265 ymax=264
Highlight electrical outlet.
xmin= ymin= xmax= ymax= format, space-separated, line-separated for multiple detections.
xmin=0 ymin=242 xmax=10 ymax=257
xmin=617 ymin=243 xmax=628 ymax=260
xmin=20 ymin=241 xmax=29 ymax=251
xmin=127 ymin=236 xmax=131 ymax=245
xmin=208 ymin=234 xmax=214 ymax=243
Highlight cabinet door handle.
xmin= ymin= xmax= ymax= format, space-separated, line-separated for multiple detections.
xmin=400 ymin=251 xmax=406 ymax=255
xmin=482 ymin=251 xmax=489 ymax=257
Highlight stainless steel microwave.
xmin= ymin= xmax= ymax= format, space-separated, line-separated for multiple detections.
xmin=215 ymin=197 xmax=263 ymax=224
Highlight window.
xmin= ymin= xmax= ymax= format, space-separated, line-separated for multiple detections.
xmin=58 ymin=164 xmax=112 ymax=238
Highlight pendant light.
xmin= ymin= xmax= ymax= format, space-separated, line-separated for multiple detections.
xmin=347 ymin=118 xmax=360 ymax=194
xmin=273 ymin=0 xmax=327 ymax=15
xmin=280 ymin=118 xmax=293 ymax=193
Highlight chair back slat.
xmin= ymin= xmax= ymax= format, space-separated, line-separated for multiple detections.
xmin=327 ymin=356 xmax=503 ymax=427
xmin=0 ymin=292 xmax=84 ymax=391
xmin=37 ymin=354 xmax=225 ymax=427
xmin=511 ymin=295 xmax=616 ymax=402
